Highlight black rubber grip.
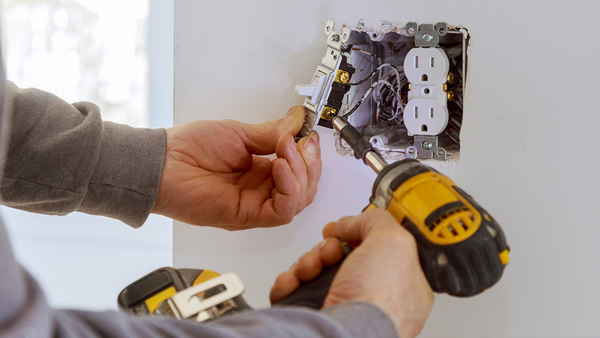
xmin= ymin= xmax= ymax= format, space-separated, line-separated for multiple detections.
xmin=275 ymin=242 xmax=352 ymax=309
xmin=275 ymin=261 xmax=342 ymax=309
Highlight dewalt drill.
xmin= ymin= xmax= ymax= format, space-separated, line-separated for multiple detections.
xmin=276 ymin=116 xmax=509 ymax=308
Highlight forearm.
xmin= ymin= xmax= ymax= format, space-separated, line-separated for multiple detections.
xmin=0 ymin=81 xmax=165 ymax=227
xmin=2 ymin=234 xmax=396 ymax=338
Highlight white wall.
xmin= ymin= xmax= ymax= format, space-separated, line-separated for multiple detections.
xmin=148 ymin=0 xmax=174 ymax=129
xmin=173 ymin=1 xmax=600 ymax=336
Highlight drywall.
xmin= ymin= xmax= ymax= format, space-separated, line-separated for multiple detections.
xmin=173 ymin=1 xmax=600 ymax=336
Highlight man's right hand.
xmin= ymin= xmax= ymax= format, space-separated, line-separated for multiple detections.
xmin=270 ymin=209 xmax=434 ymax=338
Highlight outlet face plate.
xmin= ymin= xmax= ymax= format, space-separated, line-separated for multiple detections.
xmin=331 ymin=21 xmax=468 ymax=161
xmin=404 ymin=47 xmax=450 ymax=136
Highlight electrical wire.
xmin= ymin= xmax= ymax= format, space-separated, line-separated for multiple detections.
xmin=348 ymin=63 xmax=403 ymax=87
xmin=342 ymin=79 xmax=404 ymax=119
xmin=342 ymin=62 xmax=405 ymax=119
xmin=373 ymin=79 xmax=403 ymax=120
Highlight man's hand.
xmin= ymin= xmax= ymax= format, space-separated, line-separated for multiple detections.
xmin=152 ymin=106 xmax=321 ymax=230
xmin=270 ymin=210 xmax=434 ymax=338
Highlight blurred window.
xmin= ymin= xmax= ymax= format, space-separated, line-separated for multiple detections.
xmin=1 ymin=0 xmax=149 ymax=126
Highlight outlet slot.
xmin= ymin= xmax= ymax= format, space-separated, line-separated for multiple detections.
xmin=414 ymin=106 xmax=418 ymax=118
xmin=430 ymin=108 xmax=434 ymax=118
xmin=405 ymin=48 xmax=449 ymax=84
xmin=421 ymin=125 xmax=428 ymax=132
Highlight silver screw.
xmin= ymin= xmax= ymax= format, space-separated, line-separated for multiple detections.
xmin=331 ymin=34 xmax=340 ymax=42
xmin=422 ymin=141 xmax=432 ymax=150
xmin=422 ymin=33 xmax=434 ymax=42
xmin=408 ymin=27 xmax=416 ymax=34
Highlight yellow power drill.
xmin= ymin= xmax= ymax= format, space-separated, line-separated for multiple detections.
xmin=118 ymin=117 xmax=510 ymax=314
xmin=276 ymin=115 xmax=509 ymax=308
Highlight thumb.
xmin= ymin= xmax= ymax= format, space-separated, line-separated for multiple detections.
xmin=236 ymin=106 xmax=306 ymax=155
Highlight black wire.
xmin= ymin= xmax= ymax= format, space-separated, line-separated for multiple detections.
xmin=341 ymin=84 xmax=375 ymax=118
xmin=342 ymin=80 xmax=403 ymax=119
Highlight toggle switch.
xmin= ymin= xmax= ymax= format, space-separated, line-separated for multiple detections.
xmin=295 ymin=72 xmax=327 ymax=106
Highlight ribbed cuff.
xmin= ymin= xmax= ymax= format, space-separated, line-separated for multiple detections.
xmin=77 ymin=121 xmax=166 ymax=228
xmin=322 ymin=301 xmax=399 ymax=338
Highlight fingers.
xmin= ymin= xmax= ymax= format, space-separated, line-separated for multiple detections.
xmin=269 ymin=253 xmax=321 ymax=304
xmin=290 ymin=252 xmax=322 ymax=282
xmin=269 ymin=238 xmax=344 ymax=304
xmin=270 ymin=156 xmax=299 ymax=224
xmin=322 ymin=222 xmax=339 ymax=239
xmin=322 ymin=217 xmax=354 ymax=239
xmin=244 ymin=106 xmax=321 ymax=223
xmin=272 ymin=128 xmax=322 ymax=217
xmin=316 ymin=238 xmax=345 ymax=266
xmin=235 ymin=106 xmax=306 ymax=155
xmin=295 ymin=131 xmax=322 ymax=206
xmin=336 ymin=209 xmax=404 ymax=246
xmin=270 ymin=135 xmax=306 ymax=222
xmin=270 ymin=272 xmax=299 ymax=304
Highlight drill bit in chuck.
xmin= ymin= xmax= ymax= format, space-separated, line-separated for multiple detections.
xmin=332 ymin=116 xmax=388 ymax=174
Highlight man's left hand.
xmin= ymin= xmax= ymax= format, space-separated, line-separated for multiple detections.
xmin=151 ymin=106 xmax=321 ymax=230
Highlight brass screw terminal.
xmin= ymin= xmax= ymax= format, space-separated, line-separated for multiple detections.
xmin=321 ymin=107 xmax=337 ymax=121
xmin=339 ymin=72 xmax=350 ymax=84
xmin=447 ymin=91 xmax=454 ymax=101
xmin=447 ymin=73 xmax=454 ymax=83
xmin=336 ymin=70 xmax=350 ymax=84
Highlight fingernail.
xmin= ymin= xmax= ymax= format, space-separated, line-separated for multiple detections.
xmin=289 ymin=260 xmax=299 ymax=272
xmin=304 ymin=138 xmax=318 ymax=156
xmin=338 ymin=216 xmax=352 ymax=223
xmin=303 ymin=131 xmax=319 ymax=155
xmin=312 ymin=239 xmax=328 ymax=254
xmin=285 ymin=106 xmax=296 ymax=118
xmin=310 ymin=131 xmax=320 ymax=144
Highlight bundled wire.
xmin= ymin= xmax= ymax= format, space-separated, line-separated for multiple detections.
xmin=342 ymin=63 xmax=405 ymax=120
xmin=342 ymin=79 xmax=404 ymax=119
xmin=349 ymin=63 xmax=403 ymax=87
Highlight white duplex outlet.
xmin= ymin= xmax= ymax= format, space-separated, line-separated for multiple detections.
xmin=403 ymin=47 xmax=450 ymax=136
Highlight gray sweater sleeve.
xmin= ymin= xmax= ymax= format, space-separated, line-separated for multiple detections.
xmin=0 ymin=82 xmax=399 ymax=338
xmin=0 ymin=218 xmax=398 ymax=338
xmin=0 ymin=81 xmax=165 ymax=227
